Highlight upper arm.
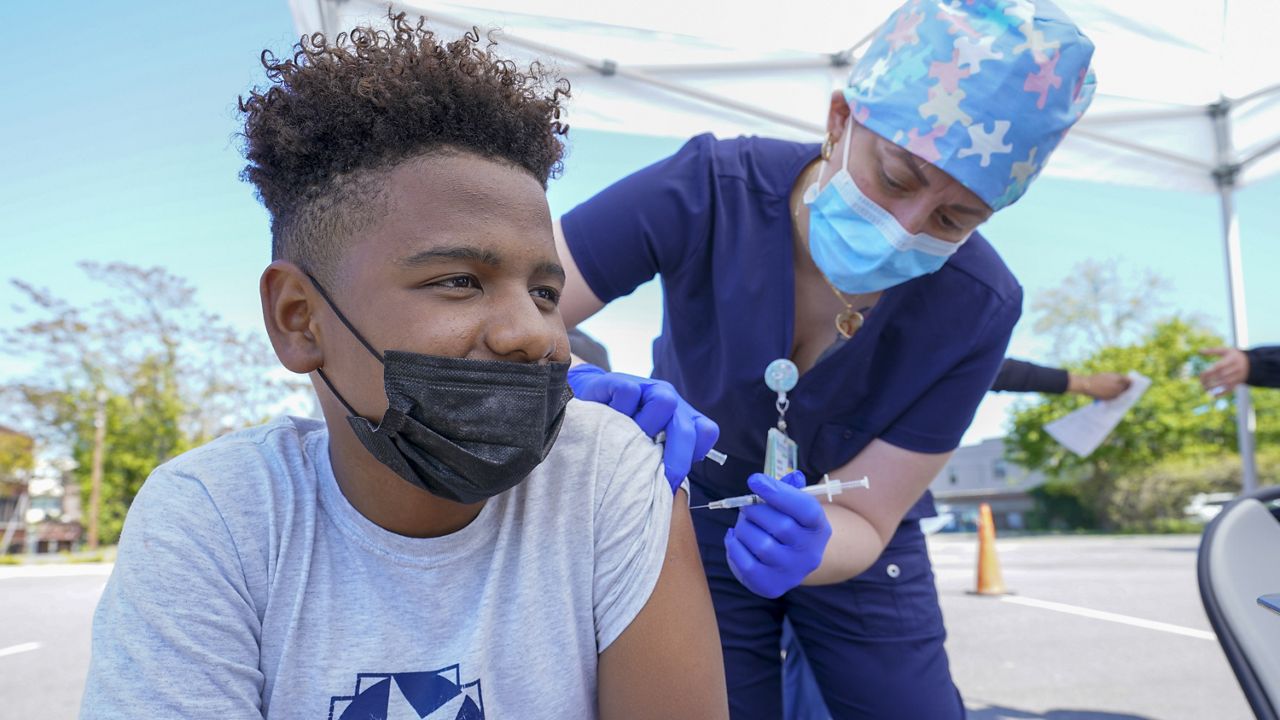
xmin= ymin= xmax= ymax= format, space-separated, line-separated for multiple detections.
xmin=81 ymin=470 xmax=263 ymax=719
xmin=555 ymin=218 xmax=606 ymax=328
xmin=989 ymin=357 xmax=1020 ymax=392
xmin=556 ymin=135 xmax=715 ymax=319
xmin=827 ymin=439 xmax=953 ymax=545
xmin=597 ymin=491 xmax=729 ymax=720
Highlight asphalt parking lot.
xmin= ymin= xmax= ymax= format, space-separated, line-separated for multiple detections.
xmin=932 ymin=534 xmax=1250 ymax=720
xmin=0 ymin=534 xmax=1252 ymax=719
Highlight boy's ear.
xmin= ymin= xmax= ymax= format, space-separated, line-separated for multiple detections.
xmin=260 ymin=261 xmax=324 ymax=375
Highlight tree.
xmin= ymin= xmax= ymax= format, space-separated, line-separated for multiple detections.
xmin=0 ymin=431 xmax=35 ymax=486
xmin=1030 ymin=259 xmax=1174 ymax=362
xmin=1006 ymin=318 xmax=1280 ymax=530
xmin=1 ymin=262 xmax=300 ymax=545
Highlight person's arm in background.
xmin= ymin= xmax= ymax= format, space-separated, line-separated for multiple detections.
xmin=1066 ymin=371 xmax=1130 ymax=400
xmin=1248 ymin=346 xmax=1280 ymax=388
xmin=993 ymin=358 xmax=1130 ymax=400
xmin=1200 ymin=345 xmax=1280 ymax=393
xmin=991 ymin=358 xmax=1069 ymax=393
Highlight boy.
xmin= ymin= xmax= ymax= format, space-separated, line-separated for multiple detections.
xmin=80 ymin=14 xmax=727 ymax=719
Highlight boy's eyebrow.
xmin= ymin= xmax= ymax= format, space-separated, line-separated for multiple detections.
xmin=397 ymin=246 xmax=502 ymax=268
xmin=534 ymin=261 xmax=567 ymax=285
xmin=397 ymin=245 xmax=566 ymax=283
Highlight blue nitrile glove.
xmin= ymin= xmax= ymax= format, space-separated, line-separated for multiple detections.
xmin=567 ymin=363 xmax=720 ymax=492
xmin=725 ymin=471 xmax=833 ymax=599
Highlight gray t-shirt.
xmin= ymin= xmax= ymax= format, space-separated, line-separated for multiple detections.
xmin=81 ymin=399 xmax=674 ymax=719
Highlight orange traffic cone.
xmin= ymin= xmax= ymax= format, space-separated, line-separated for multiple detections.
xmin=973 ymin=502 xmax=1008 ymax=596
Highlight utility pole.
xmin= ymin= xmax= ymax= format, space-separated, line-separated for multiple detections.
xmin=88 ymin=389 xmax=107 ymax=550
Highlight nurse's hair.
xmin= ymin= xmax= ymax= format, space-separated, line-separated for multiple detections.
xmin=237 ymin=11 xmax=570 ymax=284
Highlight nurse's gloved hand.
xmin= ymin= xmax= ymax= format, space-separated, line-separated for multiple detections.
xmin=567 ymin=363 xmax=720 ymax=493
xmin=725 ymin=471 xmax=832 ymax=599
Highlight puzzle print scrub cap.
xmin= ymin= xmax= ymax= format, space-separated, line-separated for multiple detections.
xmin=844 ymin=0 xmax=1095 ymax=211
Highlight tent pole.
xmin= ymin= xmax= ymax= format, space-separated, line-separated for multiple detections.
xmin=1211 ymin=100 xmax=1260 ymax=493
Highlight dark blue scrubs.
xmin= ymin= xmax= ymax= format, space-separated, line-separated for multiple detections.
xmin=562 ymin=134 xmax=1021 ymax=719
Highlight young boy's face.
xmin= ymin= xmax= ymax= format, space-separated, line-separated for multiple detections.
xmin=312 ymin=152 xmax=571 ymax=421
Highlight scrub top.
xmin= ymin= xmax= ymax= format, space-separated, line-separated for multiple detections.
xmin=562 ymin=134 xmax=1022 ymax=520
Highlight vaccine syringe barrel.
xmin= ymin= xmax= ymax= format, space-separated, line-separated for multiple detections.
xmin=696 ymin=475 xmax=870 ymax=511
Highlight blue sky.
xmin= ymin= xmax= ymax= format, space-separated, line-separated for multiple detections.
xmin=2 ymin=0 xmax=1278 ymax=445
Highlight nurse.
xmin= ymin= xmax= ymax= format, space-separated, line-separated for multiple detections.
xmin=562 ymin=1 xmax=1095 ymax=717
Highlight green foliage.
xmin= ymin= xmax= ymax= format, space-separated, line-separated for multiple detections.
xmin=67 ymin=551 xmax=107 ymax=564
xmin=1098 ymin=450 xmax=1280 ymax=533
xmin=0 ymin=431 xmax=35 ymax=487
xmin=67 ymin=376 xmax=192 ymax=545
xmin=1008 ymin=318 xmax=1280 ymax=530
xmin=2 ymin=262 xmax=301 ymax=546
xmin=1026 ymin=478 xmax=1096 ymax=531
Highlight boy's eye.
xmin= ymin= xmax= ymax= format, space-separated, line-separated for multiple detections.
xmin=532 ymin=287 xmax=561 ymax=305
xmin=434 ymin=275 xmax=478 ymax=290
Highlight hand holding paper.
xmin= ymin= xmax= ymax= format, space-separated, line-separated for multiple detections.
xmin=1045 ymin=371 xmax=1151 ymax=457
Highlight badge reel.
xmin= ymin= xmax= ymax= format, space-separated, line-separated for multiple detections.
xmin=763 ymin=359 xmax=800 ymax=480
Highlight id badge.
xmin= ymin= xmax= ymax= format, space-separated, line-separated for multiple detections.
xmin=764 ymin=427 xmax=798 ymax=480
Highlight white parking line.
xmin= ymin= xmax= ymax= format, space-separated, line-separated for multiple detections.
xmin=0 ymin=564 xmax=113 ymax=580
xmin=1001 ymin=595 xmax=1216 ymax=641
xmin=0 ymin=642 xmax=42 ymax=659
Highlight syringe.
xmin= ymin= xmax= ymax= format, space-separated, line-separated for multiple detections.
xmin=654 ymin=431 xmax=728 ymax=465
xmin=690 ymin=475 xmax=870 ymax=510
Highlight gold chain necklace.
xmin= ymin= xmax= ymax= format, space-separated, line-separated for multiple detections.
xmin=792 ymin=161 xmax=867 ymax=340
xmin=820 ymin=271 xmax=866 ymax=340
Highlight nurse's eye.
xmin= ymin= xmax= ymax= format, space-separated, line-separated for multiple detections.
xmin=879 ymin=169 xmax=910 ymax=192
xmin=936 ymin=213 xmax=959 ymax=231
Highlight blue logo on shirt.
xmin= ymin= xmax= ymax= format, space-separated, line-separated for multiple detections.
xmin=328 ymin=666 xmax=484 ymax=719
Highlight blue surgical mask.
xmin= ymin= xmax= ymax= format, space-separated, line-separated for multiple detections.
xmin=802 ymin=122 xmax=967 ymax=294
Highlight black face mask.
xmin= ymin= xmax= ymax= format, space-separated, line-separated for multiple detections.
xmin=307 ymin=275 xmax=572 ymax=504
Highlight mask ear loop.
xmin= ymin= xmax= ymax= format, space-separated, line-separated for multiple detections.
xmin=839 ymin=114 xmax=855 ymax=177
xmin=315 ymin=366 xmax=363 ymax=419
xmin=305 ymin=273 xmax=385 ymax=363
xmin=303 ymin=272 xmax=383 ymax=419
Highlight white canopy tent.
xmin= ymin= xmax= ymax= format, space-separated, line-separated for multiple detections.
xmin=289 ymin=0 xmax=1280 ymax=490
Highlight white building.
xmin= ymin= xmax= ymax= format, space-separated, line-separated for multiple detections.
xmin=928 ymin=438 xmax=1046 ymax=531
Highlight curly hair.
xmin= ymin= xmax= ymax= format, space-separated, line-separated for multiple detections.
xmin=238 ymin=12 xmax=570 ymax=282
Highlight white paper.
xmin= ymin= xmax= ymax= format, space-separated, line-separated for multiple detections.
xmin=1044 ymin=371 xmax=1152 ymax=457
